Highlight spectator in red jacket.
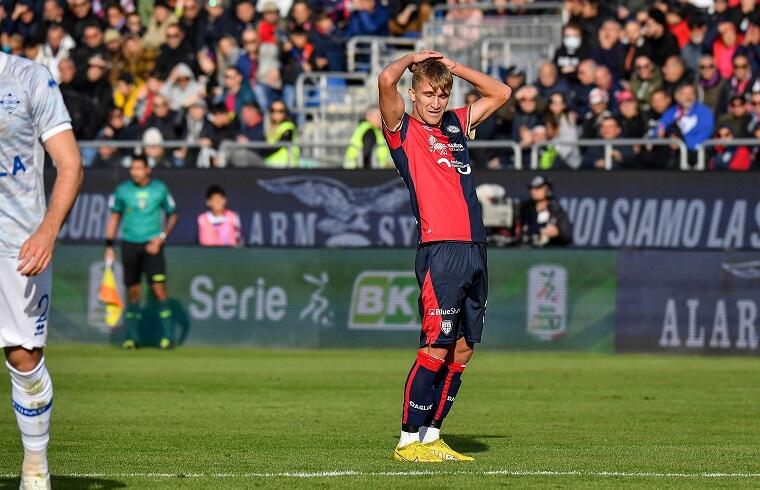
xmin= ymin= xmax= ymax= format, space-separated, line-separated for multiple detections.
xmin=710 ymin=124 xmax=752 ymax=170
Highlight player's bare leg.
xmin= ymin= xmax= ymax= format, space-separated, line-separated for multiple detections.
xmin=6 ymin=347 xmax=53 ymax=488
xmin=150 ymin=281 xmax=174 ymax=349
xmin=123 ymin=284 xmax=143 ymax=349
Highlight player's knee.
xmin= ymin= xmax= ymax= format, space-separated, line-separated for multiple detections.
xmin=453 ymin=340 xmax=474 ymax=364
xmin=5 ymin=347 xmax=43 ymax=372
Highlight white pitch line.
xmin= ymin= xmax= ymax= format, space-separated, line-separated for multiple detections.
xmin=2 ymin=470 xmax=760 ymax=479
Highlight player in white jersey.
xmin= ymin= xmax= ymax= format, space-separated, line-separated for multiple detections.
xmin=0 ymin=52 xmax=83 ymax=489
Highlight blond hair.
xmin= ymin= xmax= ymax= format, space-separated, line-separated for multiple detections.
xmin=412 ymin=59 xmax=453 ymax=94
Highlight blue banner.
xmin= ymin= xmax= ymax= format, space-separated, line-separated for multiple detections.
xmin=615 ymin=250 xmax=760 ymax=354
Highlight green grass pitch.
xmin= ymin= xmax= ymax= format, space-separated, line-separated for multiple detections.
xmin=1 ymin=345 xmax=759 ymax=489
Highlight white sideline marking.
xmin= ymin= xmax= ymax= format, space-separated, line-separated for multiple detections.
xmin=2 ymin=470 xmax=760 ymax=479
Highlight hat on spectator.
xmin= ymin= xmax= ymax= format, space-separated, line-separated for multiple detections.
xmin=648 ymin=8 xmax=667 ymax=27
xmin=173 ymin=63 xmax=193 ymax=79
xmin=88 ymin=53 xmax=108 ymax=68
xmin=615 ymin=90 xmax=634 ymax=103
xmin=261 ymin=1 xmax=279 ymax=12
xmin=104 ymin=29 xmax=121 ymax=44
xmin=528 ymin=175 xmax=552 ymax=189
xmin=189 ymin=98 xmax=207 ymax=110
xmin=589 ymin=88 xmax=609 ymax=105
xmin=142 ymin=127 xmax=164 ymax=146
xmin=503 ymin=65 xmax=525 ymax=78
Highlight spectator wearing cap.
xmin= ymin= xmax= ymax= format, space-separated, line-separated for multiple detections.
xmin=519 ymin=176 xmax=572 ymax=248
xmin=581 ymin=88 xmax=610 ymax=139
xmin=258 ymin=1 xmax=287 ymax=45
xmin=662 ymin=55 xmax=696 ymax=99
xmin=591 ymin=19 xmax=625 ymax=80
xmin=714 ymin=22 xmax=741 ymax=79
xmin=142 ymin=127 xmax=175 ymax=168
xmin=156 ymin=23 xmax=197 ymax=79
xmin=631 ymin=55 xmax=663 ymax=113
xmin=142 ymin=1 xmax=177 ymax=50
xmin=553 ymin=23 xmax=589 ymax=84
xmin=104 ymin=29 xmax=123 ymax=60
xmin=717 ymin=94 xmax=752 ymax=137
xmin=347 ymin=0 xmax=389 ymax=38
xmin=655 ymin=83 xmax=714 ymax=165
xmin=310 ymin=11 xmax=347 ymax=72
xmin=697 ymin=53 xmax=729 ymax=115
xmin=39 ymin=23 xmax=75 ymax=83
xmin=622 ymin=19 xmax=649 ymax=80
xmin=709 ymin=124 xmax=752 ymax=171
xmin=582 ymin=116 xmax=636 ymax=169
xmin=236 ymin=28 xmax=283 ymax=113
xmin=644 ymin=8 xmax=681 ymax=67
xmin=542 ymin=92 xmax=581 ymax=169
xmin=682 ymin=15 xmax=710 ymax=74
xmin=570 ymin=59 xmax=596 ymax=117
xmin=535 ymin=62 xmax=570 ymax=104
xmin=616 ymin=90 xmax=646 ymax=139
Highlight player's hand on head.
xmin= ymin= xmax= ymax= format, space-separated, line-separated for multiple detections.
xmin=410 ymin=50 xmax=443 ymax=72
xmin=17 ymin=226 xmax=56 ymax=276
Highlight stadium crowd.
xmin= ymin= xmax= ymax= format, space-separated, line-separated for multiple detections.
xmin=3 ymin=0 xmax=758 ymax=170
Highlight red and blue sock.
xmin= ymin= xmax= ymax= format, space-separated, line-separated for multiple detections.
xmin=422 ymin=362 xmax=466 ymax=440
xmin=401 ymin=351 xmax=445 ymax=433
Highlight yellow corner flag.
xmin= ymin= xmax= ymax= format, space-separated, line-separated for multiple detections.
xmin=98 ymin=263 xmax=123 ymax=328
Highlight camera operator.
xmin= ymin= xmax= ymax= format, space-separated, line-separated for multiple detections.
xmin=519 ymin=175 xmax=573 ymax=247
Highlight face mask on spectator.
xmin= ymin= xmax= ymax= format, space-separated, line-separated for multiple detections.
xmin=563 ymin=36 xmax=581 ymax=50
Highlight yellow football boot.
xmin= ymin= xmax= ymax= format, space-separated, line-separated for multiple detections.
xmin=423 ymin=438 xmax=475 ymax=461
xmin=394 ymin=441 xmax=443 ymax=462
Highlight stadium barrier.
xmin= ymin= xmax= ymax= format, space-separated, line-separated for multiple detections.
xmin=695 ymin=139 xmax=759 ymax=170
xmin=50 ymin=245 xmax=617 ymax=352
xmin=57 ymin=168 xmax=760 ymax=250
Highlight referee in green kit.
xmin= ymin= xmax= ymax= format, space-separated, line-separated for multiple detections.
xmin=105 ymin=154 xmax=178 ymax=350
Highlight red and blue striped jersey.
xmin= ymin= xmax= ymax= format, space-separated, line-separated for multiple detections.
xmin=383 ymin=106 xmax=486 ymax=244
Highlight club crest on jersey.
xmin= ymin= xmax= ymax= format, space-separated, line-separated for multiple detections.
xmin=1 ymin=92 xmax=20 ymax=114
xmin=446 ymin=125 xmax=460 ymax=134
xmin=427 ymin=135 xmax=448 ymax=156
xmin=441 ymin=320 xmax=453 ymax=335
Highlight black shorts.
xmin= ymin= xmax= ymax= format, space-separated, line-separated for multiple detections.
xmin=415 ymin=241 xmax=488 ymax=348
xmin=121 ymin=241 xmax=167 ymax=287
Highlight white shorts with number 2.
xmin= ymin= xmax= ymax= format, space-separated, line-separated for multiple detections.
xmin=0 ymin=257 xmax=51 ymax=349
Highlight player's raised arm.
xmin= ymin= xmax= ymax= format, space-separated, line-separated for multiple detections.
xmin=17 ymin=130 xmax=82 ymax=276
xmin=378 ymin=51 xmax=442 ymax=131
xmin=439 ymin=57 xmax=512 ymax=130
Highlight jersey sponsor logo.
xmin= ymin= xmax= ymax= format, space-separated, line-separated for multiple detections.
xmin=409 ymin=400 xmax=433 ymax=411
xmin=448 ymin=143 xmax=465 ymax=152
xmin=0 ymin=156 xmax=26 ymax=177
xmin=446 ymin=125 xmax=460 ymax=134
xmin=446 ymin=395 xmax=455 ymax=402
xmin=428 ymin=307 xmax=460 ymax=316
xmin=436 ymin=157 xmax=471 ymax=175
xmin=527 ymin=265 xmax=568 ymax=341
xmin=348 ymin=271 xmax=419 ymax=330
xmin=1 ymin=92 xmax=19 ymax=114
xmin=441 ymin=319 xmax=453 ymax=335
xmin=428 ymin=135 xmax=448 ymax=156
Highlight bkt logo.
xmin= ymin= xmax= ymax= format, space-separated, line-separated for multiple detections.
xmin=348 ymin=271 xmax=419 ymax=330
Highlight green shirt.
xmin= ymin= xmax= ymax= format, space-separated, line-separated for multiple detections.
xmin=110 ymin=179 xmax=176 ymax=243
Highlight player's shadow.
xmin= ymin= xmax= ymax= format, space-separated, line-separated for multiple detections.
xmin=444 ymin=434 xmax=506 ymax=453
xmin=0 ymin=477 xmax=126 ymax=489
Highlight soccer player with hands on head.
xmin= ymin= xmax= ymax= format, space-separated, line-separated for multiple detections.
xmin=379 ymin=50 xmax=511 ymax=462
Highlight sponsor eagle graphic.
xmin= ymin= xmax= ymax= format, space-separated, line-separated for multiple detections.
xmin=721 ymin=260 xmax=760 ymax=279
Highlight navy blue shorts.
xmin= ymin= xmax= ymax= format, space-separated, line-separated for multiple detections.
xmin=415 ymin=241 xmax=488 ymax=347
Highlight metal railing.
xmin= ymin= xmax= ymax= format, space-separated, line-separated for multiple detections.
xmin=696 ymin=139 xmax=759 ymax=170
xmin=480 ymin=38 xmax=557 ymax=83
xmin=78 ymin=138 xmax=701 ymax=171
xmin=528 ymin=138 xmax=690 ymax=170
xmin=429 ymin=1 xmax=564 ymax=17
xmin=346 ymin=36 xmax=421 ymax=74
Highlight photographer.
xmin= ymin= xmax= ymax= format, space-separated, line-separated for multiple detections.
xmin=518 ymin=176 xmax=573 ymax=247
